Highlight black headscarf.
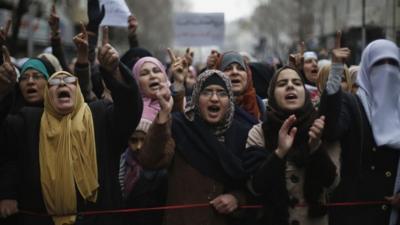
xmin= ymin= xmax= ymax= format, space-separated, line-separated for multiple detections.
xmin=262 ymin=66 xmax=317 ymax=167
xmin=261 ymin=66 xmax=335 ymax=219
xmin=249 ymin=62 xmax=275 ymax=99
xmin=121 ymin=47 xmax=153 ymax=70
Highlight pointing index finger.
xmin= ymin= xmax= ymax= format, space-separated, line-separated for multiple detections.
xmin=167 ymin=48 xmax=177 ymax=62
xmin=102 ymin=26 xmax=109 ymax=46
xmin=335 ymin=30 xmax=342 ymax=49
xmin=4 ymin=19 xmax=11 ymax=36
xmin=2 ymin=45 xmax=11 ymax=64
xmin=80 ymin=21 xmax=87 ymax=38
xmin=51 ymin=4 xmax=56 ymax=15
xmin=299 ymin=41 xmax=305 ymax=56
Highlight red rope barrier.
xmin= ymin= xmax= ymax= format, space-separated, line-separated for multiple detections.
xmin=17 ymin=200 xmax=390 ymax=217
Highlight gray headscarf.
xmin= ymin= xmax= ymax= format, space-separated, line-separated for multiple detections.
xmin=356 ymin=39 xmax=400 ymax=149
xmin=218 ymin=51 xmax=247 ymax=72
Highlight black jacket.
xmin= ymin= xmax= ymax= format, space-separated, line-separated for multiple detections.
xmin=0 ymin=64 xmax=142 ymax=225
xmin=326 ymin=90 xmax=399 ymax=225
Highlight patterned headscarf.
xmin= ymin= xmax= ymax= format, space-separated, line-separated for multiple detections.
xmin=184 ymin=69 xmax=235 ymax=136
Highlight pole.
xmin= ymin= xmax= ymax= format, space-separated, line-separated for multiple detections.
xmin=393 ymin=0 xmax=397 ymax=42
xmin=361 ymin=0 xmax=366 ymax=49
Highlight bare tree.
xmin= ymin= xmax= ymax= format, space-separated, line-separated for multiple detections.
xmin=125 ymin=0 xmax=174 ymax=60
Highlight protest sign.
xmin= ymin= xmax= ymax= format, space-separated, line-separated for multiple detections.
xmin=174 ymin=13 xmax=225 ymax=47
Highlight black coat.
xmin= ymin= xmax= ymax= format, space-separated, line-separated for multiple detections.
xmin=325 ymin=90 xmax=399 ymax=225
xmin=0 ymin=65 xmax=143 ymax=225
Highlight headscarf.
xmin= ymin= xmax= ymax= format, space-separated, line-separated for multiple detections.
xmin=218 ymin=51 xmax=261 ymax=119
xmin=263 ymin=65 xmax=317 ymax=166
xmin=38 ymin=53 xmax=63 ymax=72
xmin=132 ymin=57 xmax=170 ymax=122
xmin=356 ymin=39 xmax=400 ymax=148
xmin=249 ymin=62 xmax=275 ymax=99
xmin=184 ymin=69 xmax=235 ymax=137
xmin=20 ymin=58 xmax=50 ymax=80
xmin=39 ymin=71 xmax=98 ymax=225
xmin=301 ymin=51 xmax=319 ymax=86
xmin=262 ymin=66 xmax=334 ymax=219
xmin=172 ymin=70 xmax=247 ymax=185
xmin=303 ymin=51 xmax=318 ymax=61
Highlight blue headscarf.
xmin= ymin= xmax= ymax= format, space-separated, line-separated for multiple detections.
xmin=21 ymin=58 xmax=49 ymax=80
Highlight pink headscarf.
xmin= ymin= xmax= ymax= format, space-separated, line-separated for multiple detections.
xmin=132 ymin=57 xmax=170 ymax=122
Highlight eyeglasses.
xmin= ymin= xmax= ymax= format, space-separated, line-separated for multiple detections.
xmin=19 ymin=74 xmax=45 ymax=82
xmin=200 ymin=89 xmax=228 ymax=98
xmin=48 ymin=76 xmax=78 ymax=86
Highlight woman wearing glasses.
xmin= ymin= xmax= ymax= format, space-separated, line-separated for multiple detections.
xmin=0 ymin=58 xmax=56 ymax=117
xmin=0 ymin=41 xmax=143 ymax=225
xmin=137 ymin=70 xmax=251 ymax=225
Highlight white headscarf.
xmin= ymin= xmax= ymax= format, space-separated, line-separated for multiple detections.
xmin=356 ymin=39 xmax=400 ymax=148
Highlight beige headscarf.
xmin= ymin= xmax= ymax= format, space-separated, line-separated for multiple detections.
xmin=38 ymin=53 xmax=63 ymax=72
xmin=39 ymin=71 xmax=98 ymax=225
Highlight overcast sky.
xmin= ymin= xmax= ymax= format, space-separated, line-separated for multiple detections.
xmin=186 ymin=0 xmax=259 ymax=22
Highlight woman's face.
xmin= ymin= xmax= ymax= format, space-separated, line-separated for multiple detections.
xmin=222 ymin=63 xmax=248 ymax=95
xmin=274 ymin=69 xmax=306 ymax=111
xmin=48 ymin=74 xmax=77 ymax=115
xmin=198 ymin=84 xmax=230 ymax=124
xmin=138 ymin=62 xmax=167 ymax=98
xmin=19 ymin=69 xmax=47 ymax=105
xmin=303 ymin=58 xmax=319 ymax=83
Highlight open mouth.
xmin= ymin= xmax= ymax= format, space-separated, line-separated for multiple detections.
xmin=231 ymin=79 xmax=241 ymax=84
xmin=311 ymin=69 xmax=318 ymax=74
xmin=208 ymin=105 xmax=221 ymax=113
xmin=27 ymin=88 xmax=37 ymax=94
xmin=149 ymin=81 xmax=160 ymax=90
xmin=58 ymin=91 xmax=70 ymax=99
xmin=285 ymin=93 xmax=298 ymax=100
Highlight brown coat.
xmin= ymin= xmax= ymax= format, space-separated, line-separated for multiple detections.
xmin=138 ymin=116 xmax=247 ymax=225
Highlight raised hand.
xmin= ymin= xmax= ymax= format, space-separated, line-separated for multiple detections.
xmin=0 ymin=19 xmax=11 ymax=46
xmin=87 ymin=0 xmax=105 ymax=33
xmin=308 ymin=115 xmax=325 ymax=152
xmin=210 ymin=194 xmax=238 ymax=214
xmin=128 ymin=15 xmax=138 ymax=34
xmin=167 ymin=48 xmax=188 ymax=84
xmin=206 ymin=50 xmax=220 ymax=69
xmin=156 ymin=82 xmax=173 ymax=124
xmin=184 ymin=47 xmax=194 ymax=66
xmin=276 ymin=115 xmax=297 ymax=158
xmin=98 ymin=26 xmax=119 ymax=74
xmin=73 ymin=22 xmax=89 ymax=63
xmin=48 ymin=4 xmax=60 ymax=38
xmin=0 ymin=46 xmax=16 ymax=96
xmin=332 ymin=31 xmax=351 ymax=64
xmin=289 ymin=42 xmax=305 ymax=69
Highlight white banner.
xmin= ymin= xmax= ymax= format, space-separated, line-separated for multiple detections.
xmin=100 ymin=0 xmax=131 ymax=27
xmin=174 ymin=13 xmax=225 ymax=47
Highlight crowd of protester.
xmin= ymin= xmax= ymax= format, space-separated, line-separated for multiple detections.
xmin=0 ymin=0 xmax=399 ymax=225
